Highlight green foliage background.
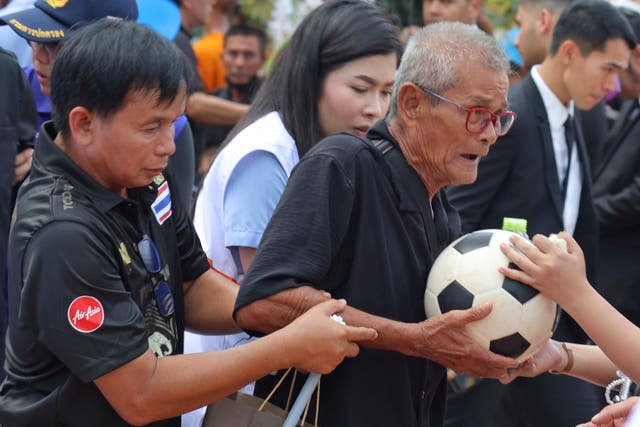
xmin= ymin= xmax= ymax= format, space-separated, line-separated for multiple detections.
xmin=238 ymin=0 xmax=276 ymax=29
xmin=484 ymin=0 xmax=518 ymax=29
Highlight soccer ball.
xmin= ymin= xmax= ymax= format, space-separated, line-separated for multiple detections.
xmin=424 ymin=229 xmax=560 ymax=362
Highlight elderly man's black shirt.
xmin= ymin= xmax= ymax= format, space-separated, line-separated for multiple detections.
xmin=236 ymin=120 xmax=461 ymax=427
xmin=0 ymin=122 xmax=209 ymax=427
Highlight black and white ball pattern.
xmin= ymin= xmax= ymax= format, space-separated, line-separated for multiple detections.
xmin=425 ymin=229 xmax=561 ymax=362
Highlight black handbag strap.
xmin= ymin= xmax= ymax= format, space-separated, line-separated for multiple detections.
xmin=372 ymin=138 xmax=439 ymax=252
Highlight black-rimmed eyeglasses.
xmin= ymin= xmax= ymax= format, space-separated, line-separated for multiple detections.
xmin=415 ymin=84 xmax=517 ymax=137
xmin=137 ymin=235 xmax=175 ymax=319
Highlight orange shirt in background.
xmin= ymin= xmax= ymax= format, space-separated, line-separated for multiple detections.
xmin=193 ymin=32 xmax=226 ymax=93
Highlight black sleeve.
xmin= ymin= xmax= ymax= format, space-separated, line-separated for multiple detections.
xmin=23 ymin=221 xmax=148 ymax=383
xmin=234 ymin=151 xmax=356 ymax=315
xmin=0 ymin=51 xmax=37 ymax=349
xmin=0 ymin=49 xmax=37 ymax=210
xmin=16 ymin=61 xmax=37 ymax=148
xmin=0 ymin=48 xmax=37 ymax=148
xmin=446 ymin=123 xmax=516 ymax=233
xmin=594 ymin=173 xmax=640 ymax=231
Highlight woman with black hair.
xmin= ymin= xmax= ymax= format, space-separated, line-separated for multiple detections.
xmin=183 ymin=1 xmax=401 ymax=424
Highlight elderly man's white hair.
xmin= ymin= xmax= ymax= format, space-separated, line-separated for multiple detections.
xmin=388 ymin=22 xmax=510 ymax=119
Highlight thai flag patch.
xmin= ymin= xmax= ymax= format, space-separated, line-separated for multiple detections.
xmin=152 ymin=181 xmax=172 ymax=225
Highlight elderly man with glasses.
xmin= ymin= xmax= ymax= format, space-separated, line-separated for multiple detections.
xmin=232 ymin=22 xmax=519 ymax=427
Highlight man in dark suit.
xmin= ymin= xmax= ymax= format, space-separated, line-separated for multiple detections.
xmin=594 ymin=3 xmax=640 ymax=329
xmin=512 ymin=0 xmax=610 ymax=176
xmin=447 ymin=1 xmax=636 ymax=425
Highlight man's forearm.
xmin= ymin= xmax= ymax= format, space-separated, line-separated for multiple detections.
xmin=183 ymin=269 xmax=241 ymax=334
xmin=235 ymin=286 xmax=418 ymax=355
xmin=97 ymin=299 xmax=374 ymax=425
xmin=236 ymin=286 xmax=518 ymax=378
xmin=235 ymin=286 xmax=330 ymax=334
xmin=95 ymin=336 xmax=298 ymax=425
xmin=185 ymin=92 xmax=249 ymax=126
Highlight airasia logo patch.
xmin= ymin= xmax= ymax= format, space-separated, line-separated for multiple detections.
xmin=67 ymin=296 xmax=104 ymax=333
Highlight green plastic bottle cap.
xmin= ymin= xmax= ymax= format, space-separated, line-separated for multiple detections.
xmin=502 ymin=217 xmax=528 ymax=233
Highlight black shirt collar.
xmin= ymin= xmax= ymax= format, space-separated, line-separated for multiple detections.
xmin=366 ymin=119 xmax=398 ymax=148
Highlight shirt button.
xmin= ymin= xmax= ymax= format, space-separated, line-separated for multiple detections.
xmin=419 ymin=390 xmax=425 ymax=400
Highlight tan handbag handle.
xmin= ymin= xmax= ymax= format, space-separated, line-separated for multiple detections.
xmin=258 ymin=367 xmax=293 ymax=411
xmin=257 ymin=368 xmax=320 ymax=427
xmin=286 ymin=369 xmax=298 ymax=412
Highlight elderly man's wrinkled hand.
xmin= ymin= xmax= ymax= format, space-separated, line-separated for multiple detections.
xmin=415 ymin=302 xmax=519 ymax=378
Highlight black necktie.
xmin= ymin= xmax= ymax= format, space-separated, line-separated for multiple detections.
xmin=562 ymin=115 xmax=575 ymax=200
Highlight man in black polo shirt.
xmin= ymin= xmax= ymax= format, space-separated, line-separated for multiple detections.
xmin=0 ymin=19 xmax=377 ymax=427
xmin=234 ymin=22 xmax=520 ymax=427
